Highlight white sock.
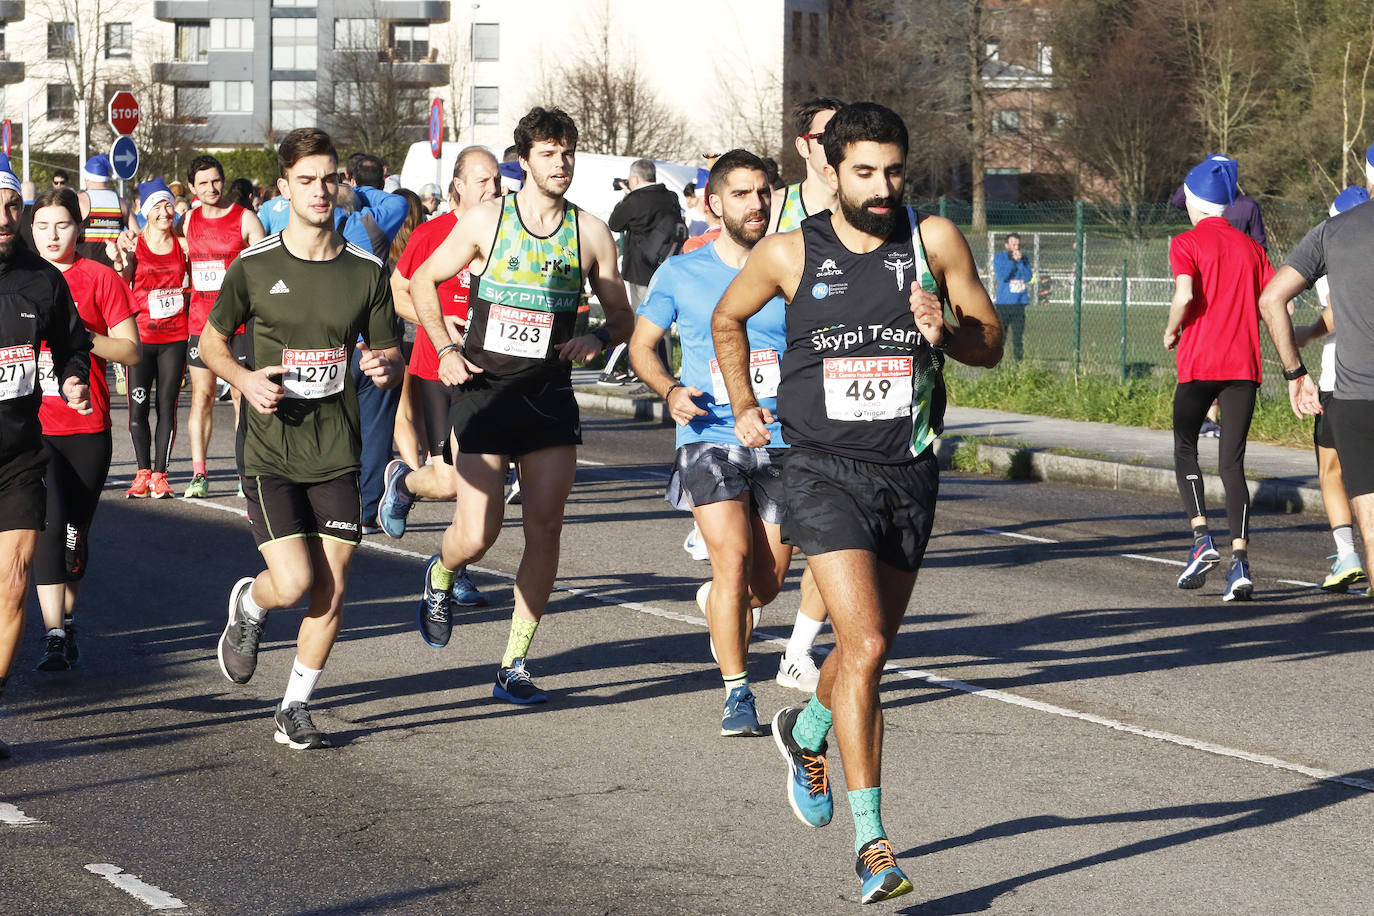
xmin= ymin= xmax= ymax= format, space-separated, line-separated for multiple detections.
xmin=280 ymin=657 xmax=323 ymax=709
xmin=46 ymin=627 xmax=64 ymax=638
xmin=786 ymin=612 xmax=825 ymax=659
xmin=1333 ymin=525 xmax=1358 ymax=561
xmin=241 ymin=580 xmax=267 ymax=623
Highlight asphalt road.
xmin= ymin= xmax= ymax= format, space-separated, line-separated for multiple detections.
xmin=2 ymin=398 xmax=1372 ymax=915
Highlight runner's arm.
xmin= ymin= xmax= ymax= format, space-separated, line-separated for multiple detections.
xmin=390 ymin=268 xmax=419 ymax=324
xmin=1164 ymin=275 xmax=1192 ymax=350
xmin=920 ymin=216 xmax=1003 ymax=368
xmin=241 ymin=209 xmax=265 ymax=246
xmin=45 ymin=280 xmax=92 ymax=414
xmin=630 ymin=316 xmax=707 ymax=427
xmin=412 ymin=201 xmax=496 ymax=385
xmin=91 ymin=316 xmax=140 ymax=367
xmin=1258 ymin=265 xmax=1321 ymax=417
xmin=712 ymin=233 xmax=792 ymax=446
xmin=559 ymin=215 xmax=633 ymax=364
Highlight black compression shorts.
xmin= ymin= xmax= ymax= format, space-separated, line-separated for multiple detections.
xmin=244 ymin=472 xmax=362 ymax=549
xmin=1330 ymin=397 xmax=1374 ymax=498
xmin=1314 ymin=390 xmax=1337 ymax=450
xmin=0 ymin=448 xmax=48 ymax=532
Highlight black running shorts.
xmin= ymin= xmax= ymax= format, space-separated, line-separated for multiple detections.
xmin=415 ymin=375 xmax=455 ymax=461
xmin=780 ymin=445 xmax=939 ymax=573
xmin=667 ymin=441 xmax=787 ymax=525
xmin=244 ymin=472 xmax=362 ymax=548
xmin=1329 ymin=397 xmax=1374 ymax=498
xmin=0 ymin=448 xmax=48 ymax=532
xmin=450 ymin=377 xmax=581 ymax=457
xmin=187 ymin=332 xmax=252 ymax=372
xmin=1313 ymin=390 xmax=1337 ymax=450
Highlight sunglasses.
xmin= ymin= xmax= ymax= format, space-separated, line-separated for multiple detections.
xmin=801 ymin=132 xmax=825 ymax=142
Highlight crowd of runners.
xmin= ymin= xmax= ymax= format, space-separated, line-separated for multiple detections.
xmin=1 ymin=91 xmax=1372 ymax=905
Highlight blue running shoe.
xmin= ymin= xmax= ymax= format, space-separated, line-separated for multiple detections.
xmin=494 ymin=659 xmax=547 ymax=704
xmin=856 ymin=838 xmax=913 ymax=904
xmin=771 ymin=706 xmax=832 ymax=827
xmin=1176 ymin=537 xmax=1220 ymax=589
xmin=1321 ymin=553 xmax=1366 ymax=592
xmin=721 ymin=685 xmax=766 ymax=737
xmin=452 ymin=568 xmax=489 ymax=607
xmin=1222 ymin=559 xmax=1253 ymax=602
xmin=379 ymin=459 xmax=414 ymax=539
xmin=417 ymin=555 xmax=453 ymax=647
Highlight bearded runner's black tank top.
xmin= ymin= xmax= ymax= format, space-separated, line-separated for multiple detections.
xmin=777 ymin=207 xmax=946 ymax=463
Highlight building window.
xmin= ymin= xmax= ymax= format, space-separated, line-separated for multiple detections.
xmin=1041 ymin=110 xmax=1069 ymax=135
xmin=272 ymin=17 xmax=317 ymax=69
xmin=105 ymin=22 xmax=132 ymax=58
xmin=210 ymin=80 xmax=253 ymax=113
xmin=176 ymin=22 xmax=209 ymax=61
xmin=992 ymin=108 xmax=1020 ymax=135
xmin=210 ymin=18 xmax=254 ymax=51
xmin=271 ymin=80 xmax=316 ymax=132
xmin=334 ymin=80 xmax=364 ymax=113
xmin=399 ymin=88 xmax=427 ymax=128
xmin=272 ymin=0 xmax=315 ymax=6
xmin=791 ymin=10 xmax=802 ymax=54
xmin=103 ymin=83 xmax=133 ymax=116
xmin=1038 ymin=43 xmax=1053 ymax=75
xmin=175 ymin=84 xmax=209 ymax=123
xmin=334 ymin=19 xmax=377 ymax=50
xmin=808 ymin=12 xmax=819 ymax=56
xmin=388 ymin=23 xmax=429 ymax=62
xmin=473 ymin=86 xmax=498 ymax=125
xmin=472 ymin=23 xmax=498 ymax=61
xmin=48 ymin=22 xmax=75 ymax=59
xmin=0 ymin=23 xmax=7 ymax=55
xmin=47 ymin=84 xmax=75 ymax=120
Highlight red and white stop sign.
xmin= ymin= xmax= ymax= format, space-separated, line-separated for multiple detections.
xmin=108 ymin=91 xmax=139 ymax=136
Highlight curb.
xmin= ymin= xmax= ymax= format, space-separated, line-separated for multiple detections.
xmin=574 ymin=391 xmax=1325 ymax=517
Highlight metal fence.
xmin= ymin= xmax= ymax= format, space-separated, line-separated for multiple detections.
xmin=914 ymin=199 xmax=1330 ymax=393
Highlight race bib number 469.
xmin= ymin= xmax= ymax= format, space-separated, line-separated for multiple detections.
xmin=282 ymin=346 xmax=347 ymax=399
xmin=488 ymin=304 xmax=553 ymax=360
xmin=0 ymin=345 xmax=37 ymax=401
xmin=710 ymin=349 xmax=780 ymax=405
xmin=822 ymin=356 xmax=913 ymax=422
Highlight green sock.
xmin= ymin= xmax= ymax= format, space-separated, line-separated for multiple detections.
xmin=429 ymin=560 xmax=455 ymax=591
xmin=723 ymin=672 xmax=748 ymax=698
xmin=501 ymin=617 xmax=539 ymax=668
xmin=792 ymin=694 xmax=832 ymax=752
xmin=849 ymin=787 xmax=886 ymax=855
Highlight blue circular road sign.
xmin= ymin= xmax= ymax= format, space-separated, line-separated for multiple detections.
xmin=110 ymin=135 xmax=138 ymax=181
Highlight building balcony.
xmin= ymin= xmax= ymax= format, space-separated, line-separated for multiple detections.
xmin=332 ymin=0 xmax=449 ymax=21
xmin=386 ymin=59 xmax=448 ymax=85
xmin=153 ymin=1 xmax=210 ymax=21
xmin=152 ymin=60 xmax=208 ymax=83
xmin=0 ymin=2 xmax=24 ymax=21
xmin=0 ymin=55 xmax=22 ymax=85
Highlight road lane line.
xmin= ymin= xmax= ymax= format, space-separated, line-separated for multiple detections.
xmin=1121 ymin=553 xmax=1186 ymax=567
xmin=0 ymin=802 xmax=40 ymax=825
xmin=84 ymin=864 xmax=186 ymax=910
xmin=981 ymin=527 xmax=1057 ymax=544
xmin=180 ymin=498 xmax=1373 ymax=795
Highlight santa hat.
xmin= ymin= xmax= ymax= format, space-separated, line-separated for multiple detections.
xmin=82 ymin=154 xmax=112 ymax=184
xmin=138 ymin=178 xmax=175 ymax=219
xmin=498 ymin=160 xmax=523 ymax=193
xmin=1183 ymin=155 xmax=1237 ymax=216
xmin=0 ymin=153 xmax=19 ymax=198
xmin=1330 ymin=185 xmax=1370 ymax=217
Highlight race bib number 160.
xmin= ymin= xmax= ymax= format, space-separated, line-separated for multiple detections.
xmin=822 ymin=356 xmax=913 ymax=422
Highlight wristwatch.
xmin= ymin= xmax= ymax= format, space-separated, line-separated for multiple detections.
xmin=1282 ymin=364 xmax=1308 ymax=381
xmin=593 ymin=326 xmax=611 ymax=350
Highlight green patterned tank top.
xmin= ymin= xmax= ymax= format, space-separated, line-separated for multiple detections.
xmin=775 ymin=182 xmax=809 ymax=233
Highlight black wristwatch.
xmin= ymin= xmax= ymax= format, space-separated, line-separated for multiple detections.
xmin=593 ymin=326 xmax=611 ymax=350
xmin=1282 ymin=364 xmax=1308 ymax=381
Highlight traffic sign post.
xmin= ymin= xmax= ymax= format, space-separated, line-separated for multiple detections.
xmin=108 ymin=90 xmax=139 ymax=136
xmin=1 ymin=120 xmax=10 ymax=158
xmin=110 ymin=135 xmax=138 ymax=181
xmin=429 ymin=98 xmax=443 ymax=190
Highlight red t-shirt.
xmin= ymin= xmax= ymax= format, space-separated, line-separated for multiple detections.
xmin=1168 ymin=216 xmax=1274 ymax=383
xmin=131 ymin=235 xmax=190 ymax=345
xmin=185 ymin=203 xmax=247 ymax=333
xmin=40 ymin=257 xmax=136 ymax=435
xmin=396 ymin=212 xmax=472 ymax=381
xmin=681 ymin=228 xmax=720 ymax=254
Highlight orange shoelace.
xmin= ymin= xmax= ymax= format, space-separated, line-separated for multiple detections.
xmin=803 ymin=750 xmax=829 ymax=797
xmin=858 ymin=838 xmax=897 ymax=873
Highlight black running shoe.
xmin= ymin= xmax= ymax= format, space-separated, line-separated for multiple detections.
xmin=218 ymin=577 xmax=265 ymax=685
xmin=273 ymin=701 xmax=331 ymax=750
xmin=36 ymin=632 xmax=70 ymax=672
xmin=856 ymin=837 xmax=914 ymax=903
xmin=63 ymin=622 xmax=79 ymax=666
xmin=493 ymin=660 xmax=547 ymax=704
xmin=417 ymin=556 xmax=454 ymax=647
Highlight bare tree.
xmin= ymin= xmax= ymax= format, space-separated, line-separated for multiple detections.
xmin=320 ymin=16 xmax=432 ymax=164
xmin=125 ymin=39 xmax=206 ymax=183
xmin=443 ymin=26 xmax=471 ymax=143
xmin=708 ymin=47 xmax=783 ymax=161
xmin=1181 ymin=0 xmax=1265 ymax=158
xmin=530 ymin=5 xmax=689 ymax=160
xmin=31 ymin=0 xmax=141 ymax=151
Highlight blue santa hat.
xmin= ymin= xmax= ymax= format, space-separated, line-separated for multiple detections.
xmin=498 ymin=160 xmax=523 ymax=193
xmin=1183 ymin=155 xmax=1237 ymax=215
xmin=138 ymin=177 xmax=175 ymax=219
xmin=82 ymin=154 xmax=112 ymax=184
xmin=1330 ymin=185 xmax=1370 ymax=217
xmin=1364 ymin=143 xmax=1374 ymax=187
xmin=0 ymin=153 xmax=18 ymax=198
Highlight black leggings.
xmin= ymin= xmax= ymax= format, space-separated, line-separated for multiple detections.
xmin=34 ymin=431 xmax=112 ymax=586
xmin=127 ymin=340 xmax=186 ymax=473
xmin=1173 ymin=380 xmax=1257 ymax=541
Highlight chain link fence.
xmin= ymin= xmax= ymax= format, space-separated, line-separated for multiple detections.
xmin=915 ymin=199 xmax=1330 ymax=395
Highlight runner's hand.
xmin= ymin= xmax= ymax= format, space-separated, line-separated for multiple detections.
xmin=357 ymin=342 xmax=394 ymax=387
xmin=1163 ymin=329 xmax=1179 ymax=350
xmin=1289 ymin=375 xmax=1321 ymax=418
xmin=438 ymin=348 xmax=482 ymax=386
xmin=554 ymin=333 xmax=601 ymax=364
xmin=909 ymin=288 xmax=946 ymax=347
xmin=61 ymin=377 xmax=92 ymax=415
xmin=667 ymin=385 xmax=707 ymax=426
xmin=733 ymin=405 xmax=774 ymax=448
xmin=441 ymin=316 xmax=466 ymax=345
xmin=242 ymin=365 xmax=285 ymax=414
xmin=116 ymin=228 xmax=138 ymax=253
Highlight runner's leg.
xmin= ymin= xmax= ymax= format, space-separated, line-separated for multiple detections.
xmin=155 ymin=342 xmax=187 ymax=475
xmin=126 ymin=343 xmax=157 ymax=471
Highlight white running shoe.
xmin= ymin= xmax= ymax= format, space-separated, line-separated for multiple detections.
xmin=700 ymin=581 xmax=761 ymax=662
xmin=683 ymin=524 xmax=710 ymax=561
xmin=776 ymin=653 xmax=821 ymax=692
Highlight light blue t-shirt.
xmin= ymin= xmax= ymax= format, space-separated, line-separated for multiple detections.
xmin=259 ymin=196 xmax=290 ymax=234
xmin=638 ymin=242 xmax=786 ymax=449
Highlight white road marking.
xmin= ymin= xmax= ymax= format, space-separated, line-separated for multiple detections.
xmin=84 ymin=864 xmax=186 ymax=910
xmin=181 ymin=497 xmax=1373 ymax=795
xmin=1121 ymin=552 xmax=1186 ymax=567
xmin=980 ymin=527 xmax=1057 ymax=544
xmin=0 ymin=802 xmax=40 ymax=825
xmin=575 ymin=458 xmax=606 ymax=466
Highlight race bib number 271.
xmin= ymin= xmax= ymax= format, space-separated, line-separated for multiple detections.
xmin=0 ymin=345 xmax=37 ymax=401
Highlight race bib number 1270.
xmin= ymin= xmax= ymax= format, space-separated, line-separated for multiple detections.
xmin=822 ymin=356 xmax=913 ymax=422
xmin=281 ymin=346 xmax=347 ymax=399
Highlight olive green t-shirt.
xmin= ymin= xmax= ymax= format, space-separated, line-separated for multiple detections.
xmin=208 ymin=234 xmax=398 ymax=483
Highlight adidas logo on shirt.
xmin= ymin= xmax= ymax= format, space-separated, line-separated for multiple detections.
xmin=269 ymin=279 xmax=290 ymax=295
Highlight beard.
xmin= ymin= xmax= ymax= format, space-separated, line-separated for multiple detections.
xmin=0 ymin=236 xmax=15 ymax=261
xmin=839 ymin=192 xmax=898 ymax=238
xmin=722 ymin=209 xmax=767 ymax=248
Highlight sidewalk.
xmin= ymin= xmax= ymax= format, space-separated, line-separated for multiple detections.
xmin=572 ymin=369 xmax=1325 ymax=516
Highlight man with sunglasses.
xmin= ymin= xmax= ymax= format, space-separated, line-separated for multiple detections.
xmin=769 ymin=97 xmax=845 ymax=235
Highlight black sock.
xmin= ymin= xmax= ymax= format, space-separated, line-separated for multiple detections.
xmin=1192 ymin=525 xmax=1210 ymax=544
xmin=1232 ymin=548 xmax=1248 ymax=564
xmin=396 ymin=472 xmax=415 ymax=499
